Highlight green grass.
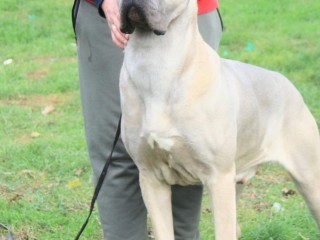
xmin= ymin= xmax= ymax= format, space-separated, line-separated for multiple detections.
xmin=0 ymin=0 xmax=319 ymax=239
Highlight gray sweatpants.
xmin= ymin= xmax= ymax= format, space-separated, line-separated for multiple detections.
xmin=75 ymin=1 xmax=223 ymax=239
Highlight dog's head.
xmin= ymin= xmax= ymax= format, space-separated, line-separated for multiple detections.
xmin=118 ymin=0 xmax=191 ymax=35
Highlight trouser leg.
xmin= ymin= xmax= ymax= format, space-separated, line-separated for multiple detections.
xmin=198 ymin=9 xmax=223 ymax=51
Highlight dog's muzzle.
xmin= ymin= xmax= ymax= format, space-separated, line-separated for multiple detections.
xmin=120 ymin=0 xmax=166 ymax=35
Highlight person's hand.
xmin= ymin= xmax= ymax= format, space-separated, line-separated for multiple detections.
xmin=102 ymin=0 xmax=129 ymax=49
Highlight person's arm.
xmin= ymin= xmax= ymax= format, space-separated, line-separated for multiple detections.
xmin=94 ymin=0 xmax=129 ymax=49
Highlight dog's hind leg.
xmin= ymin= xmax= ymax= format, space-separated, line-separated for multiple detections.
xmin=284 ymin=149 xmax=320 ymax=230
xmin=280 ymin=113 xmax=320 ymax=230
xmin=139 ymin=172 xmax=175 ymax=240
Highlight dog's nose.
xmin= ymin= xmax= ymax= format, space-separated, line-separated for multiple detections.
xmin=127 ymin=5 xmax=143 ymax=23
xmin=120 ymin=1 xmax=147 ymax=34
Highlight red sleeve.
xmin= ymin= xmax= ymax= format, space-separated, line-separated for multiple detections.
xmin=198 ymin=0 xmax=219 ymax=15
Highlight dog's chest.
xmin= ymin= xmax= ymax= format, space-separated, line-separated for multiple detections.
xmin=138 ymin=132 xmax=209 ymax=186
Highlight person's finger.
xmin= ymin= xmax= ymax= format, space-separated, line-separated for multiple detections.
xmin=109 ymin=21 xmax=129 ymax=48
xmin=108 ymin=16 xmax=129 ymax=38
xmin=113 ymin=27 xmax=128 ymax=43
xmin=111 ymin=29 xmax=127 ymax=49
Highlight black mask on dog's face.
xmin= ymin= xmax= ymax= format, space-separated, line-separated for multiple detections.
xmin=120 ymin=1 xmax=164 ymax=35
xmin=119 ymin=0 xmax=165 ymax=35
xmin=119 ymin=0 xmax=190 ymax=35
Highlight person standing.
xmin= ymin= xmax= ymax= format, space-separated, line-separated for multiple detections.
xmin=72 ymin=0 xmax=223 ymax=239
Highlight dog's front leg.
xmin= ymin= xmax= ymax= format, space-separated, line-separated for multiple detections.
xmin=206 ymin=167 xmax=237 ymax=240
xmin=139 ymin=172 xmax=174 ymax=240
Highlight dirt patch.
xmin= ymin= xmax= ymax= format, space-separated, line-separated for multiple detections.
xmin=26 ymin=68 xmax=50 ymax=81
xmin=31 ymin=56 xmax=77 ymax=64
xmin=0 ymin=93 xmax=74 ymax=109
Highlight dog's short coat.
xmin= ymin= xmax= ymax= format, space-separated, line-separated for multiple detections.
xmin=117 ymin=0 xmax=320 ymax=239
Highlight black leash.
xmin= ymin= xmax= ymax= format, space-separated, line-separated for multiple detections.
xmin=71 ymin=0 xmax=80 ymax=38
xmin=0 ymin=223 xmax=14 ymax=240
xmin=75 ymin=116 xmax=121 ymax=239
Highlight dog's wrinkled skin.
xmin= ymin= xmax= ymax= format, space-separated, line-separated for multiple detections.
xmin=118 ymin=0 xmax=320 ymax=239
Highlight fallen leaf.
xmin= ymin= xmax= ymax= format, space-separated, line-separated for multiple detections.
xmin=9 ymin=193 xmax=23 ymax=203
xmin=31 ymin=132 xmax=40 ymax=138
xmin=20 ymin=170 xmax=34 ymax=178
xmin=42 ymin=105 xmax=55 ymax=115
xmin=253 ymin=202 xmax=269 ymax=212
xmin=75 ymin=167 xmax=86 ymax=177
xmin=282 ymin=188 xmax=296 ymax=197
xmin=66 ymin=179 xmax=82 ymax=189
